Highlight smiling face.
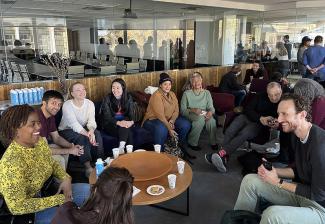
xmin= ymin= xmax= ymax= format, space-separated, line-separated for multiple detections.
xmin=112 ymin=82 xmax=123 ymax=99
xmin=42 ymin=97 xmax=63 ymax=117
xmin=191 ymin=76 xmax=203 ymax=90
xmin=15 ymin=112 xmax=41 ymax=147
xmin=277 ymin=99 xmax=305 ymax=133
xmin=252 ymin=63 xmax=260 ymax=73
xmin=160 ymin=81 xmax=172 ymax=93
xmin=71 ymin=83 xmax=86 ymax=100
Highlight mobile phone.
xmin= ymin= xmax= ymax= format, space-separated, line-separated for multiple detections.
xmin=267 ymin=119 xmax=275 ymax=125
xmin=262 ymin=160 xmax=272 ymax=171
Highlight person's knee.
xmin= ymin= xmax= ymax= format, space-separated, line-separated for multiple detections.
xmin=155 ymin=122 xmax=168 ymax=136
xmin=206 ymin=117 xmax=217 ymax=128
xmin=179 ymin=119 xmax=191 ymax=133
xmin=261 ymin=206 xmax=286 ymax=224
xmin=241 ymin=174 xmax=261 ymax=190
xmin=192 ymin=116 xmax=205 ymax=129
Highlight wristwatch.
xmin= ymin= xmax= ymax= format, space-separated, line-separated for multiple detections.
xmin=277 ymin=178 xmax=284 ymax=189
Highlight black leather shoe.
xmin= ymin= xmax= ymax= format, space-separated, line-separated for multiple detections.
xmin=188 ymin=144 xmax=201 ymax=151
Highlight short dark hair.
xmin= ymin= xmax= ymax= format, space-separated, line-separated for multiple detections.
xmin=0 ymin=105 xmax=35 ymax=143
xmin=284 ymin=35 xmax=289 ymax=39
xmin=42 ymin=90 xmax=64 ymax=102
xmin=314 ymin=35 xmax=323 ymax=44
xmin=280 ymin=93 xmax=311 ymax=122
xmin=231 ymin=64 xmax=241 ymax=73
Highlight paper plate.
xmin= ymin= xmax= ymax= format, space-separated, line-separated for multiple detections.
xmin=146 ymin=185 xmax=165 ymax=196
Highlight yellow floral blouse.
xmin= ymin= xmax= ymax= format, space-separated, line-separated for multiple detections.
xmin=0 ymin=137 xmax=70 ymax=215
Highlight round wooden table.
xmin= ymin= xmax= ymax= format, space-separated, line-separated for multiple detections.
xmin=89 ymin=152 xmax=192 ymax=210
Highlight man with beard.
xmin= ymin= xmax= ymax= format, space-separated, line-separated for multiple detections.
xmin=37 ymin=90 xmax=84 ymax=170
xmin=234 ymin=93 xmax=325 ymax=223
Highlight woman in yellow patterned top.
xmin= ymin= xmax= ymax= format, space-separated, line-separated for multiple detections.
xmin=0 ymin=105 xmax=90 ymax=224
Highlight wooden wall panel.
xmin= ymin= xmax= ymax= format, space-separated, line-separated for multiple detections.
xmin=0 ymin=64 xmax=251 ymax=102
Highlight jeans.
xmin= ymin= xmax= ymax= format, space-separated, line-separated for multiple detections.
xmin=143 ymin=116 xmax=191 ymax=149
xmin=234 ymin=174 xmax=325 ymax=224
xmin=59 ymin=129 xmax=104 ymax=164
xmin=230 ymin=90 xmax=246 ymax=107
xmin=35 ymin=183 xmax=90 ymax=224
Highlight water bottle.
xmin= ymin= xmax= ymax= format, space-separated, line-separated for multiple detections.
xmin=10 ymin=89 xmax=19 ymax=105
xmin=36 ymin=87 xmax=41 ymax=104
xmin=39 ymin=87 xmax=45 ymax=100
xmin=32 ymin=88 xmax=38 ymax=105
xmin=28 ymin=88 xmax=33 ymax=105
xmin=17 ymin=89 xmax=24 ymax=105
xmin=22 ymin=88 xmax=29 ymax=104
xmin=95 ymin=158 xmax=104 ymax=177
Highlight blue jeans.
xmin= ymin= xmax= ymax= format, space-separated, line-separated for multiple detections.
xmin=35 ymin=183 xmax=90 ymax=224
xmin=231 ymin=90 xmax=246 ymax=107
xmin=143 ymin=116 xmax=191 ymax=149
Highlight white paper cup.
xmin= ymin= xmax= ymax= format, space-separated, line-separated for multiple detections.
xmin=112 ymin=148 xmax=120 ymax=159
xmin=177 ymin=161 xmax=185 ymax=174
xmin=154 ymin=144 xmax=161 ymax=153
xmin=126 ymin=145 xmax=133 ymax=153
xmin=119 ymin=141 xmax=126 ymax=148
xmin=105 ymin=157 xmax=112 ymax=166
xmin=168 ymin=174 xmax=177 ymax=189
xmin=275 ymin=143 xmax=280 ymax=151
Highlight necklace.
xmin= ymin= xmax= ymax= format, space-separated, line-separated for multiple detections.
xmin=192 ymin=89 xmax=202 ymax=96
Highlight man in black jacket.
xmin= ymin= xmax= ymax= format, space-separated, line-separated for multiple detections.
xmin=219 ymin=64 xmax=246 ymax=107
xmin=233 ymin=93 xmax=325 ymax=223
xmin=205 ymin=82 xmax=282 ymax=172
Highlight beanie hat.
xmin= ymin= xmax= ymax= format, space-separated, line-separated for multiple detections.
xmin=159 ymin=73 xmax=172 ymax=85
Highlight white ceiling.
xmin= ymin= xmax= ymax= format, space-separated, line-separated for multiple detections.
xmin=1 ymin=0 xmax=325 ymax=28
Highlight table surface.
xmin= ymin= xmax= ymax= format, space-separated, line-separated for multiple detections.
xmin=89 ymin=153 xmax=193 ymax=205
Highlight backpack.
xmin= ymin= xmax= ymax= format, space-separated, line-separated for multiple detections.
xmin=164 ymin=136 xmax=183 ymax=158
xmin=220 ymin=210 xmax=261 ymax=224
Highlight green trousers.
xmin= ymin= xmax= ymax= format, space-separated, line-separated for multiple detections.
xmin=186 ymin=114 xmax=217 ymax=146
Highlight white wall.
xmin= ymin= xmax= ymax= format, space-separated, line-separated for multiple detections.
xmin=78 ymin=28 xmax=96 ymax=53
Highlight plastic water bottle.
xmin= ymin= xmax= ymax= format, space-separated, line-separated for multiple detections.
xmin=28 ymin=88 xmax=33 ymax=105
xmin=32 ymin=88 xmax=38 ymax=105
xmin=22 ymin=88 xmax=29 ymax=104
xmin=95 ymin=158 xmax=104 ymax=177
xmin=17 ymin=89 xmax=24 ymax=105
xmin=39 ymin=87 xmax=45 ymax=100
xmin=10 ymin=89 xmax=19 ymax=105
xmin=36 ymin=87 xmax=41 ymax=104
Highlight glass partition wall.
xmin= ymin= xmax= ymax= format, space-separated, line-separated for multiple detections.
xmin=1 ymin=0 xmax=325 ymax=83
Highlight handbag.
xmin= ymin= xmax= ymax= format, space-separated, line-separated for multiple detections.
xmin=164 ymin=136 xmax=183 ymax=158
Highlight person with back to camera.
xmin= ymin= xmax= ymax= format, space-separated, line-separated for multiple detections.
xmin=51 ymin=167 xmax=134 ymax=224
xmin=100 ymin=78 xmax=135 ymax=152
xmin=0 ymin=105 xmax=90 ymax=224
xmin=59 ymin=82 xmax=104 ymax=178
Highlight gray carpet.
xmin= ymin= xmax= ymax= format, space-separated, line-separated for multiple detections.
xmin=133 ymin=128 xmax=245 ymax=224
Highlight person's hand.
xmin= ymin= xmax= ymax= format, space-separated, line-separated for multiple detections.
xmin=205 ymin=111 xmax=213 ymax=121
xmin=57 ymin=177 xmax=73 ymax=202
xmin=169 ymin=120 xmax=175 ymax=130
xmin=169 ymin=130 xmax=178 ymax=138
xmin=80 ymin=129 xmax=88 ymax=137
xmin=281 ymin=78 xmax=289 ymax=85
xmin=69 ymin=144 xmax=84 ymax=156
xmin=87 ymin=130 xmax=96 ymax=146
xmin=258 ymin=159 xmax=279 ymax=186
xmin=117 ymin=120 xmax=133 ymax=128
xmin=190 ymin=108 xmax=202 ymax=115
xmin=260 ymin=116 xmax=272 ymax=126
xmin=269 ymin=119 xmax=279 ymax=129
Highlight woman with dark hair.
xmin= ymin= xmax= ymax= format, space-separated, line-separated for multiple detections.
xmin=100 ymin=78 xmax=134 ymax=150
xmin=59 ymin=82 xmax=104 ymax=177
xmin=51 ymin=167 xmax=134 ymax=224
xmin=0 ymin=105 xmax=89 ymax=224
xmin=297 ymin=36 xmax=312 ymax=76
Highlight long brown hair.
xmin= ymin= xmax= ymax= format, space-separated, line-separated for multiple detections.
xmin=81 ymin=167 xmax=134 ymax=224
xmin=68 ymin=81 xmax=85 ymax=99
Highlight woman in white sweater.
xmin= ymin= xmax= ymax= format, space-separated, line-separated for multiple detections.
xmin=59 ymin=82 xmax=104 ymax=177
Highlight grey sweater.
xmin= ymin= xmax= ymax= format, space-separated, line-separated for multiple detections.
xmin=293 ymin=125 xmax=325 ymax=207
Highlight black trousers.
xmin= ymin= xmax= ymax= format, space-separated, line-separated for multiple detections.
xmin=103 ymin=125 xmax=134 ymax=145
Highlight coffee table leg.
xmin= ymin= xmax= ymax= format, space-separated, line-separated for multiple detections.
xmin=149 ymin=187 xmax=190 ymax=216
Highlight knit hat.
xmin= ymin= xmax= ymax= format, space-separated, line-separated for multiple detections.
xmin=159 ymin=73 xmax=172 ymax=85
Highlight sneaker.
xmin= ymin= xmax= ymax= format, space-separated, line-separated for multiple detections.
xmin=204 ymin=153 xmax=213 ymax=165
xmin=211 ymin=153 xmax=228 ymax=173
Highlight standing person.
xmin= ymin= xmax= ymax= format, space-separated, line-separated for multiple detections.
xmin=59 ymin=82 xmax=104 ymax=177
xmin=0 ymin=105 xmax=89 ymax=224
xmin=180 ymin=72 xmax=218 ymax=151
xmin=100 ymin=78 xmax=134 ymax=151
xmin=37 ymin=90 xmax=84 ymax=170
xmin=51 ymin=167 xmax=134 ymax=224
xmin=142 ymin=73 xmax=191 ymax=151
xmin=303 ymin=35 xmax=325 ymax=81
xmin=297 ymin=36 xmax=312 ymax=76
xmin=272 ymin=42 xmax=289 ymax=77
xmin=219 ymin=64 xmax=246 ymax=107
xmin=234 ymin=94 xmax=325 ymax=224
xmin=143 ymin=36 xmax=154 ymax=60
xmin=283 ymin=35 xmax=292 ymax=60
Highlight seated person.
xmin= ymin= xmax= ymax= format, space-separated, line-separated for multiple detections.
xmin=142 ymin=73 xmax=191 ymax=151
xmin=243 ymin=61 xmax=266 ymax=85
xmin=294 ymin=78 xmax=325 ymax=129
xmin=205 ymin=82 xmax=282 ymax=172
xmin=37 ymin=90 xmax=84 ymax=170
xmin=59 ymin=82 xmax=104 ymax=177
xmin=180 ymin=72 xmax=218 ymax=151
xmin=97 ymin=37 xmax=113 ymax=61
xmin=219 ymin=64 xmax=246 ymax=107
xmin=51 ymin=167 xmax=134 ymax=224
xmin=234 ymin=94 xmax=325 ymax=223
xmin=0 ymin=105 xmax=89 ymax=224
xmin=100 ymin=78 xmax=134 ymax=151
